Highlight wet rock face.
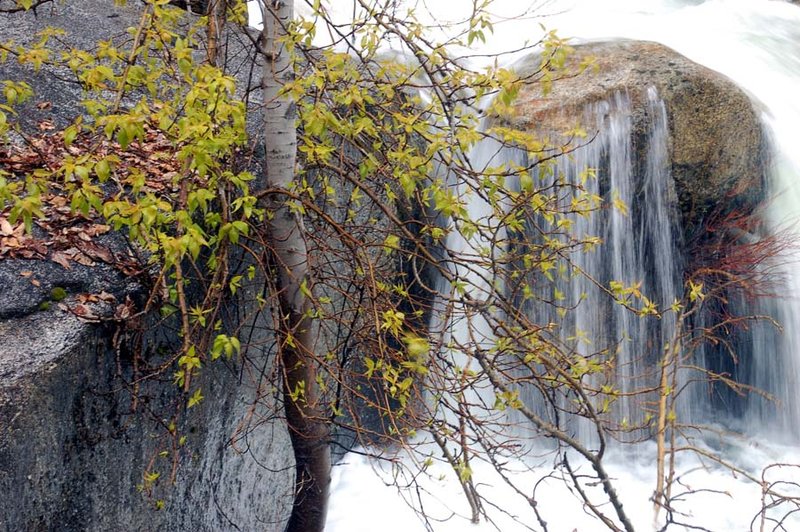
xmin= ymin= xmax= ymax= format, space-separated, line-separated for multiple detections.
xmin=0 ymin=2 xmax=294 ymax=531
xmin=0 ymin=266 xmax=295 ymax=529
xmin=0 ymin=277 xmax=294 ymax=532
xmin=510 ymin=40 xmax=768 ymax=238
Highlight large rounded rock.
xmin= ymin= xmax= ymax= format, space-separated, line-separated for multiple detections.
xmin=0 ymin=2 xmax=294 ymax=531
xmin=509 ymin=40 xmax=768 ymax=236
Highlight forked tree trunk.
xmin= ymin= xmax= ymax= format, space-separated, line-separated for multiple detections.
xmin=261 ymin=2 xmax=331 ymax=531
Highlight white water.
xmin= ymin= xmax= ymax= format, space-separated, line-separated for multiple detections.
xmin=328 ymin=441 xmax=800 ymax=532
xmin=300 ymin=0 xmax=800 ymax=529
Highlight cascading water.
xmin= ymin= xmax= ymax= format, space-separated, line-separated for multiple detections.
xmin=431 ymin=130 xmax=518 ymax=407
xmin=327 ymin=1 xmax=800 ymax=530
xmin=515 ymin=88 xmax=686 ymax=447
xmin=542 ymin=0 xmax=800 ymax=441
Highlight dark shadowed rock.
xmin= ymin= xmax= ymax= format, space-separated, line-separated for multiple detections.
xmin=510 ymin=40 xmax=768 ymax=237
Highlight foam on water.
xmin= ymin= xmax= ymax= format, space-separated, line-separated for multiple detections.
xmin=327 ymin=438 xmax=800 ymax=531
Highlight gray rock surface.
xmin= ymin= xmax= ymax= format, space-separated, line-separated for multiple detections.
xmin=0 ymin=0 xmax=143 ymax=130
xmin=1 ymin=0 xmax=262 ymax=131
xmin=0 ymin=233 xmax=139 ymax=319
xmin=0 ymin=2 xmax=294 ymax=531
xmin=510 ymin=40 xmax=768 ymax=237
xmin=0 ymin=270 xmax=294 ymax=532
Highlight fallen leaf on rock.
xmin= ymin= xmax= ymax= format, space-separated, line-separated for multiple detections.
xmin=19 ymin=271 xmax=33 ymax=277
xmin=49 ymin=196 xmax=68 ymax=208
xmin=50 ymin=251 xmax=72 ymax=270
xmin=1 ymin=236 xmax=20 ymax=248
xmin=72 ymin=252 xmax=95 ymax=266
xmin=114 ymin=303 xmax=131 ymax=320
xmin=0 ymin=218 xmax=13 ymax=236
xmin=30 ymin=241 xmax=48 ymax=256
xmin=98 ymin=291 xmax=116 ymax=303
xmin=80 ymin=241 xmax=114 ymax=263
xmin=70 ymin=303 xmax=100 ymax=321
xmin=87 ymin=224 xmax=111 ymax=236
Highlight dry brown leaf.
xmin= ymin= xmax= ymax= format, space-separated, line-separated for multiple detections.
xmin=30 ymin=241 xmax=48 ymax=256
xmin=49 ymin=196 xmax=68 ymax=208
xmin=80 ymin=242 xmax=114 ymax=263
xmin=71 ymin=304 xmax=101 ymax=322
xmin=115 ymin=303 xmax=131 ymax=320
xmin=86 ymin=224 xmax=111 ymax=236
xmin=98 ymin=291 xmax=116 ymax=303
xmin=50 ymin=251 xmax=72 ymax=270
xmin=72 ymin=252 xmax=95 ymax=266
xmin=0 ymin=218 xmax=13 ymax=236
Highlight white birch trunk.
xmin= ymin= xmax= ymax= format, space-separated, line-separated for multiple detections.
xmin=261 ymin=2 xmax=331 ymax=530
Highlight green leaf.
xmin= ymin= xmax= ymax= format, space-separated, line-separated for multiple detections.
xmin=187 ymin=387 xmax=204 ymax=408
xmin=229 ymin=275 xmax=242 ymax=295
xmin=95 ymin=159 xmax=111 ymax=181
xmin=383 ymin=234 xmax=400 ymax=254
xmin=63 ymin=125 xmax=79 ymax=147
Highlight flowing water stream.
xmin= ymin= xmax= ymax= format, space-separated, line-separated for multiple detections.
xmin=315 ymin=0 xmax=800 ymax=529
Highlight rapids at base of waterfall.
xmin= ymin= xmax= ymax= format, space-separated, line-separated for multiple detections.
xmin=327 ymin=437 xmax=800 ymax=532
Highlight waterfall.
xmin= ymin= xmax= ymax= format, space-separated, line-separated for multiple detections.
xmin=542 ymin=0 xmax=800 ymax=441
xmin=433 ymin=87 xmax=689 ymax=449
xmin=503 ymin=89 xmax=685 ymax=446
xmin=743 ymin=140 xmax=800 ymax=439
xmin=328 ymin=2 xmax=800 ymax=530
xmin=430 ymin=127 xmax=526 ymax=424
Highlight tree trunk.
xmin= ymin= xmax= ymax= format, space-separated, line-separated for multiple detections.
xmin=261 ymin=2 xmax=331 ymax=532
